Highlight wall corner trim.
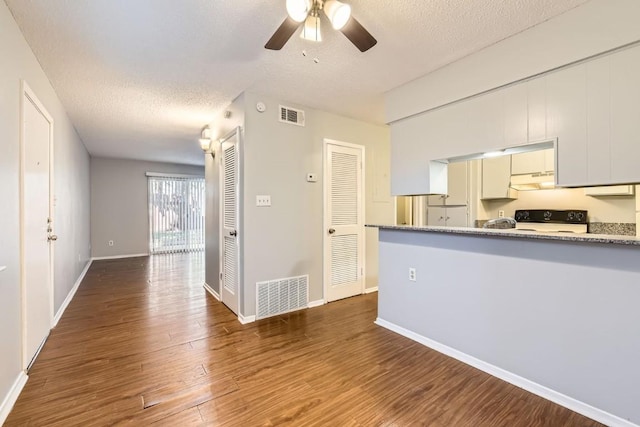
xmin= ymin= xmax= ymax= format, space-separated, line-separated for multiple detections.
xmin=203 ymin=283 xmax=220 ymax=301
xmin=238 ymin=314 xmax=256 ymax=324
xmin=0 ymin=371 xmax=28 ymax=425
xmin=363 ymin=287 xmax=379 ymax=294
xmin=307 ymin=299 xmax=325 ymax=308
xmin=53 ymin=259 xmax=93 ymax=327
xmin=375 ymin=318 xmax=638 ymax=427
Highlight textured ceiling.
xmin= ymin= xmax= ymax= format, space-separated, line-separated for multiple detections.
xmin=5 ymin=0 xmax=588 ymax=166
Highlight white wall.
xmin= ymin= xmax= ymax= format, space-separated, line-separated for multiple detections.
xmin=210 ymin=91 xmax=394 ymax=317
xmin=90 ymin=157 xmax=204 ymax=258
xmin=0 ymin=0 xmax=90 ymax=418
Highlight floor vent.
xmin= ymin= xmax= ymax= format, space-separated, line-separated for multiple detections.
xmin=279 ymin=105 xmax=305 ymax=126
xmin=256 ymin=275 xmax=309 ymax=320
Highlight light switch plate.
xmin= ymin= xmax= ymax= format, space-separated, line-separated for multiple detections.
xmin=256 ymin=195 xmax=271 ymax=207
xmin=306 ymin=173 xmax=318 ymax=182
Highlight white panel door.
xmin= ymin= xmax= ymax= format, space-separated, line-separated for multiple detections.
xmin=220 ymin=129 xmax=240 ymax=315
xmin=22 ymin=84 xmax=54 ymax=369
xmin=324 ymin=140 xmax=364 ymax=303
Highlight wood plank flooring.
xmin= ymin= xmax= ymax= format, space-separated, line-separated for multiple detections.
xmin=6 ymin=254 xmax=602 ymax=426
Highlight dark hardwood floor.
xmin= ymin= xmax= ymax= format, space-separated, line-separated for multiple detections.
xmin=6 ymin=254 xmax=602 ymax=426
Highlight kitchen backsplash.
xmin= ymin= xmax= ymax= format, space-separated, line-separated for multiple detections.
xmin=480 ymin=187 xmax=636 ymax=224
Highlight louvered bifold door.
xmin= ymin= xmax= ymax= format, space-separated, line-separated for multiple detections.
xmin=220 ymin=132 xmax=239 ymax=315
xmin=325 ymin=142 xmax=364 ymax=302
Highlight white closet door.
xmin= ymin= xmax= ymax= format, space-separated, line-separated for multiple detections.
xmin=220 ymin=130 xmax=239 ymax=314
xmin=324 ymin=141 xmax=364 ymax=303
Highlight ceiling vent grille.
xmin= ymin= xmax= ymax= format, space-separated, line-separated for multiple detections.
xmin=279 ymin=105 xmax=305 ymax=126
xmin=256 ymin=275 xmax=309 ymax=320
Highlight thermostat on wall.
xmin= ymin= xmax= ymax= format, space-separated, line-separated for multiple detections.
xmin=256 ymin=102 xmax=266 ymax=113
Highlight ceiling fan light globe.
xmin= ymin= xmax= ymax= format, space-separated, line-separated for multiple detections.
xmin=301 ymin=15 xmax=322 ymax=42
xmin=286 ymin=0 xmax=312 ymax=22
xmin=324 ymin=0 xmax=351 ymax=30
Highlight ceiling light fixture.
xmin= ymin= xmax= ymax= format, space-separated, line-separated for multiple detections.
xmin=286 ymin=0 xmax=312 ymax=22
xmin=301 ymin=14 xmax=322 ymax=42
xmin=324 ymin=0 xmax=351 ymax=30
xmin=199 ymin=126 xmax=214 ymax=158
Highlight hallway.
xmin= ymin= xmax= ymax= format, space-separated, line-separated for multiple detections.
xmin=6 ymin=254 xmax=601 ymax=426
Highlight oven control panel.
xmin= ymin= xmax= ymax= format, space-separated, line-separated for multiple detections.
xmin=514 ymin=209 xmax=587 ymax=224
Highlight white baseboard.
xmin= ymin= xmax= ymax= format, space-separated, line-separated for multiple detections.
xmin=203 ymin=282 xmax=220 ymax=300
xmin=375 ymin=318 xmax=638 ymax=427
xmin=53 ymin=259 xmax=92 ymax=327
xmin=91 ymin=253 xmax=148 ymax=261
xmin=0 ymin=371 xmax=28 ymax=425
xmin=307 ymin=299 xmax=325 ymax=308
xmin=238 ymin=314 xmax=256 ymax=324
xmin=364 ymin=286 xmax=378 ymax=294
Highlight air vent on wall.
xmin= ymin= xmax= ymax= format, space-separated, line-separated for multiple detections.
xmin=279 ymin=105 xmax=305 ymax=126
xmin=256 ymin=275 xmax=309 ymax=320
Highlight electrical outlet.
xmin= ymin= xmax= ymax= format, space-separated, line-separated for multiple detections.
xmin=408 ymin=267 xmax=416 ymax=282
xmin=108 ymin=240 xmax=114 ymax=246
xmin=498 ymin=210 xmax=505 ymax=218
xmin=256 ymin=195 xmax=271 ymax=207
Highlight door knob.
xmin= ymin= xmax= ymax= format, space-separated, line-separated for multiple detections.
xmin=230 ymin=230 xmax=237 ymax=236
xmin=328 ymin=228 xmax=336 ymax=234
xmin=48 ymin=234 xmax=58 ymax=241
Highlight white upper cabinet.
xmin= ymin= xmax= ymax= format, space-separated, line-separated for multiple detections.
xmin=610 ymin=46 xmax=640 ymax=184
xmin=503 ymin=84 xmax=528 ymax=147
xmin=527 ymin=78 xmax=547 ymax=142
xmin=427 ymin=161 xmax=468 ymax=206
xmin=482 ymin=155 xmax=518 ymax=200
xmin=586 ymin=56 xmax=611 ymax=184
xmin=546 ymin=64 xmax=587 ymax=186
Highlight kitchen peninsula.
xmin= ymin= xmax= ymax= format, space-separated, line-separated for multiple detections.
xmin=371 ymin=224 xmax=640 ymax=426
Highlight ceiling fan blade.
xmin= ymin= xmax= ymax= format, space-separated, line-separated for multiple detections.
xmin=340 ymin=16 xmax=377 ymax=52
xmin=265 ymin=17 xmax=302 ymax=50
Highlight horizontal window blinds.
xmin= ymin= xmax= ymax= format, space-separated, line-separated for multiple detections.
xmin=148 ymin=176 xmax=205 ymax=254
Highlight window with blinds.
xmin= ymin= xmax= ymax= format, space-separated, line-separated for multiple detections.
xmin=147 ymin=176 xmax=205 ymax=254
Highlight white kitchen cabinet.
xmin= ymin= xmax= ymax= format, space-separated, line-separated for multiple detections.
xmin=503 ymin=84 xmax=528 ymax=147
xmin=527 ymin=78 xmax=547 ymax=142
xmin=427 ymin=162 xmax=468 ymax=206
xmin=546 ymin=63 xmax=587 ymax=186
xmin=584 ymin=185 xmax=635 ymax=196
xmin=510 ymin=148 xmax=554 ymax=175
xmin=427 ymin=206 xmax=468 ymax=227
xmin=586 ymin=56 xmax=611 ymax=184
xmin=481 ymin=156 xmax=518 ymax=200
xmin=610 ymin=46 xmax=640 ymax=184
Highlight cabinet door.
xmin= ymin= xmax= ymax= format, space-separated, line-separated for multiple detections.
xmin=482 ymin=156 xmax=516 ymax=199
xmin=547 ymin=64 xmax=587 ymax=186
xmin=610 ymin=46 xmax=640 ymax=184
xmin=446 ymin=162 xmax=468 ymax=205
xmin=527 ymin=78 xmax=547 ymax=142
xmin=427 ymin=206 xmax=446 ymax=226
xmin=445 ymin=206 xmax=468 ymax=227
xmin=503 ymin=84 xmax=528 ymax=147
xmin=427 ymin=194 xmax=446 ymax=206
xmin=511 ymin=150 xmax=545 ymax=175
xmin=586 ymin=55 xmax=611 ymax=183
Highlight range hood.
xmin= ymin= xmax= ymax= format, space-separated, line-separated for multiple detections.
xmin=510 ymin=172 xmax=555 ymax=190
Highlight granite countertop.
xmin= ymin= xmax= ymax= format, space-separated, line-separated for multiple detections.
xmin=367 ymin=224 xmax=640 ymax=246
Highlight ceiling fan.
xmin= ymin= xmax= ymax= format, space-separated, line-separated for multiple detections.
xmin=265 ymin=0 xmax=377 ymax=52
